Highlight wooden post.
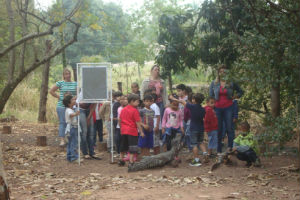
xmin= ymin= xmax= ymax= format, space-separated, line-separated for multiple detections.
xmin=2 ymin=126 xmax=11 ymax=134
xmin=98 ymin=142 xmax=107 ymax=152
xmin=117 ymin=82 xmax=122 ymax=93
xmin=36 ymin=136 xmax=47 ymax=146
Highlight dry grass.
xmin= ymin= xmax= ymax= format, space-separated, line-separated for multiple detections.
xmin=3 ymin=82 xmax=58 ymax=123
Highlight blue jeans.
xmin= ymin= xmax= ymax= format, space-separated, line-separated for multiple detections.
xmin=222 ymin=120 xmax=236 ymax=141
xmin=207 ymin=130 xmax=218 ymax=150
xmin=184 ymin=121 xmax=192 ymax=150
xmin=215 ymin=105 xmax=234 ymax=153
xmin=67 ymin=127 xmax=78 ymax=162
xmin=56 ymin=107 xmax=66 ymax=138
xmin=115 ymin=128 xmax=121 ymax=154
xmin=163 ymin=127 xmax=181 ymax=151
xmin=79 ymin=109 xmax=96 ymax=156
xmin=156 ymin=101 xmax=165 ymax=121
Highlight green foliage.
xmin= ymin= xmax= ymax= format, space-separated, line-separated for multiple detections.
xmin=156 ymin=10 xmax=200 ymax=78
xmin=258 ymin=108 xmax=298 ymax=153
xmin=58 ymin=0 xmax=132 ymax=65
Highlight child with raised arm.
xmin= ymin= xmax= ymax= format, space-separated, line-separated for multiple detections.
xmin=63 ymin=95 xmax=80 ymax=162
xmin=204 ymin=97 xmax=218 ymax=157
xmin=138 ymin=95 xmax=155 ymax=156
xmin=170 ymin=93 xmax=207 ymax=166
xmin=162 ymin=94 xmax=184 ymax=151
xmin=119 ymin=94 xmax=145 ymax=168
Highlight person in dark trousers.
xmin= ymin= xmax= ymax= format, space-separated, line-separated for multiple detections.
xmin=209 ymin=65 xmax=243 ymax=155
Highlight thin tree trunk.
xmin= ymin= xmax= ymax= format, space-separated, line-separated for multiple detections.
xmin=137 ymin=64 xmax=141 ymax=82
xmin=19 ymin=0 xmax=29 ymax=75
xmin=6 ymin=0 xmax=16 ymax=83
xmin=0 ymin=139 xmax=10 ymax=199
xmin=270 ymin=83 xmax=280 ymax=117
xmin=168 ymin=71 xmax=173 ymax=94
xmin=61 ymin=32 xmax=67 ymax=68
xmin=126 ymin=63 xmax=129 ymax=94
xmin=38 ymin=40 xmax=52 ymax=123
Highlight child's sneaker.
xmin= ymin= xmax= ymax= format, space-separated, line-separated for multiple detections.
xmin=59 ymin=139 xmax=65 ymax=147
xmin=118 ymin=160 xmax=125 ymax=166
xmin=189 ymin=159 xmax=202 ymax=167
xmin=123 ymin=152 xmax=130 ymax=161
xmin=133 ymin=154 xmax=138 ymax=162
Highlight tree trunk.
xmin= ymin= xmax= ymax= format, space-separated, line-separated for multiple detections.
xmin=71 ymin=63 xmax=77 ymax=81
xmin=271 ymin=77 xmax=280 ymax=118
xmin=117 ymin=82 xmax=123 ymax=93
xmin=61 ymin=32 xmax=67 ymax=68
xmin=19 ymin=0 xmax=29 ymax=75
xmin=168 ymin=72 xmax=173 ymax=94
xmin=0 ymin=139 xmax=10 ymax=199
xmin=128 ymin=134 xmax=182 ymax=172
xmin=126 ymin=63 xmax=129 ymax=94
xmin=137 ymin=64 xmax=141 ymax=81
xmin=38 ymin=40 xmax=52 ymax=123
xmin=2 ymin=126 xmax=11 ymax=135
xmin=0 ymin=81 xmax=20 ymax=114
xmin=6 ymin=0 xmax=16 ymax=84
xmin=36 ymin=136 xmax=47 ymax=146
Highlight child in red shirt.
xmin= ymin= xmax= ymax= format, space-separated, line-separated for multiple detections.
xmin=204 ymin=97 xmax=218 ymax=156
xmin=119 ymin=94 xmax=145 ymax=167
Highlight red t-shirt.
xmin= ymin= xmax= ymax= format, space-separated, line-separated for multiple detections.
xmin=120 ymin=105 xmax=141 ymax=136
xmin=204 ymin=106 xmax=218 ymax=132
xmin=215 ymin=86 xmax=233 ymax=108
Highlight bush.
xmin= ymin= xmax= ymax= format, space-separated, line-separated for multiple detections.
xmin=258 ymin=108 xmax=298 ymax=154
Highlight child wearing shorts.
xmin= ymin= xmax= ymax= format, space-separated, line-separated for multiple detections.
xmin=138 ymin=95 xmax=155 ymax=156
xmin=119 ymin=94 xmax=145 ymax=168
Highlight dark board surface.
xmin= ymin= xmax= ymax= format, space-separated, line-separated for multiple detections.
xmin=81 ymin=66 xmax=107 ymax=100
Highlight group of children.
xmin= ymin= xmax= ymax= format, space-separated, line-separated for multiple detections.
xmin=63 ymin=82 xmax=261 ymax=169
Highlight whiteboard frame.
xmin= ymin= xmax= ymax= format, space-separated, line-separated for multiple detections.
xmin=78 ymin=63 xmax=110 ymax=102
xmin=76 ymin=63 xmax=114 ymax=165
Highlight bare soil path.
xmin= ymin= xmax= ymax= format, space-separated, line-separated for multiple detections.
xmin=1 ymin=121 xmax=299 ymax=200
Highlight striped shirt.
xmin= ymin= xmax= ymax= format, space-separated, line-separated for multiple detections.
xmin=56 ymin=81 xmax=77 ymax=107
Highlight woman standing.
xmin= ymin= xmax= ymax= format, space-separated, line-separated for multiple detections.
xmin=141 ymin=65 xmax=168 ymax=117
xmin=50 ymin=68 xmax=77 ymax=146
xmin=209 ymin=65 xmax=243 ymax=153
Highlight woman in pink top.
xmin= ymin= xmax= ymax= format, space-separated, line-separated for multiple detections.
xmin=141 ymin=65 xmax=169 ymax=118
xmin=209 ymin=65 xmax=243 ymax=153
xmin=161 ymin=94 xmax=184 ymax=151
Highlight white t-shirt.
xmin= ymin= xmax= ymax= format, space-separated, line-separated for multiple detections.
xmin=65 ymin=108 xmax=78 ymax=126
xmin=116 ymin=106 xmax=124 ymax=129
xmin=95 ymin=103 xmax=101 ymax=120
xmin=151 ymin=103 xmax=161 ymax=130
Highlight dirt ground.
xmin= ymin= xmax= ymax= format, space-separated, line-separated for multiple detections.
xmin=0 ymin=121 xmax=299 ymax=200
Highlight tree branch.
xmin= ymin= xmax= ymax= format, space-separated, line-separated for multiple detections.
xmin=240 ymin=105 xmax=267 ymax=114
xmin=14 ymin=21 xmax=80 ymax=83
xmin=0 ymin=0 xmax=82 ymax=59
xmin=264 ymin=0 xmax=299 ymax=14
xmin=29 ymin=22 xmax=79 ymax=73
xmin=0 ymin=29 xmax=53 ymax=58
